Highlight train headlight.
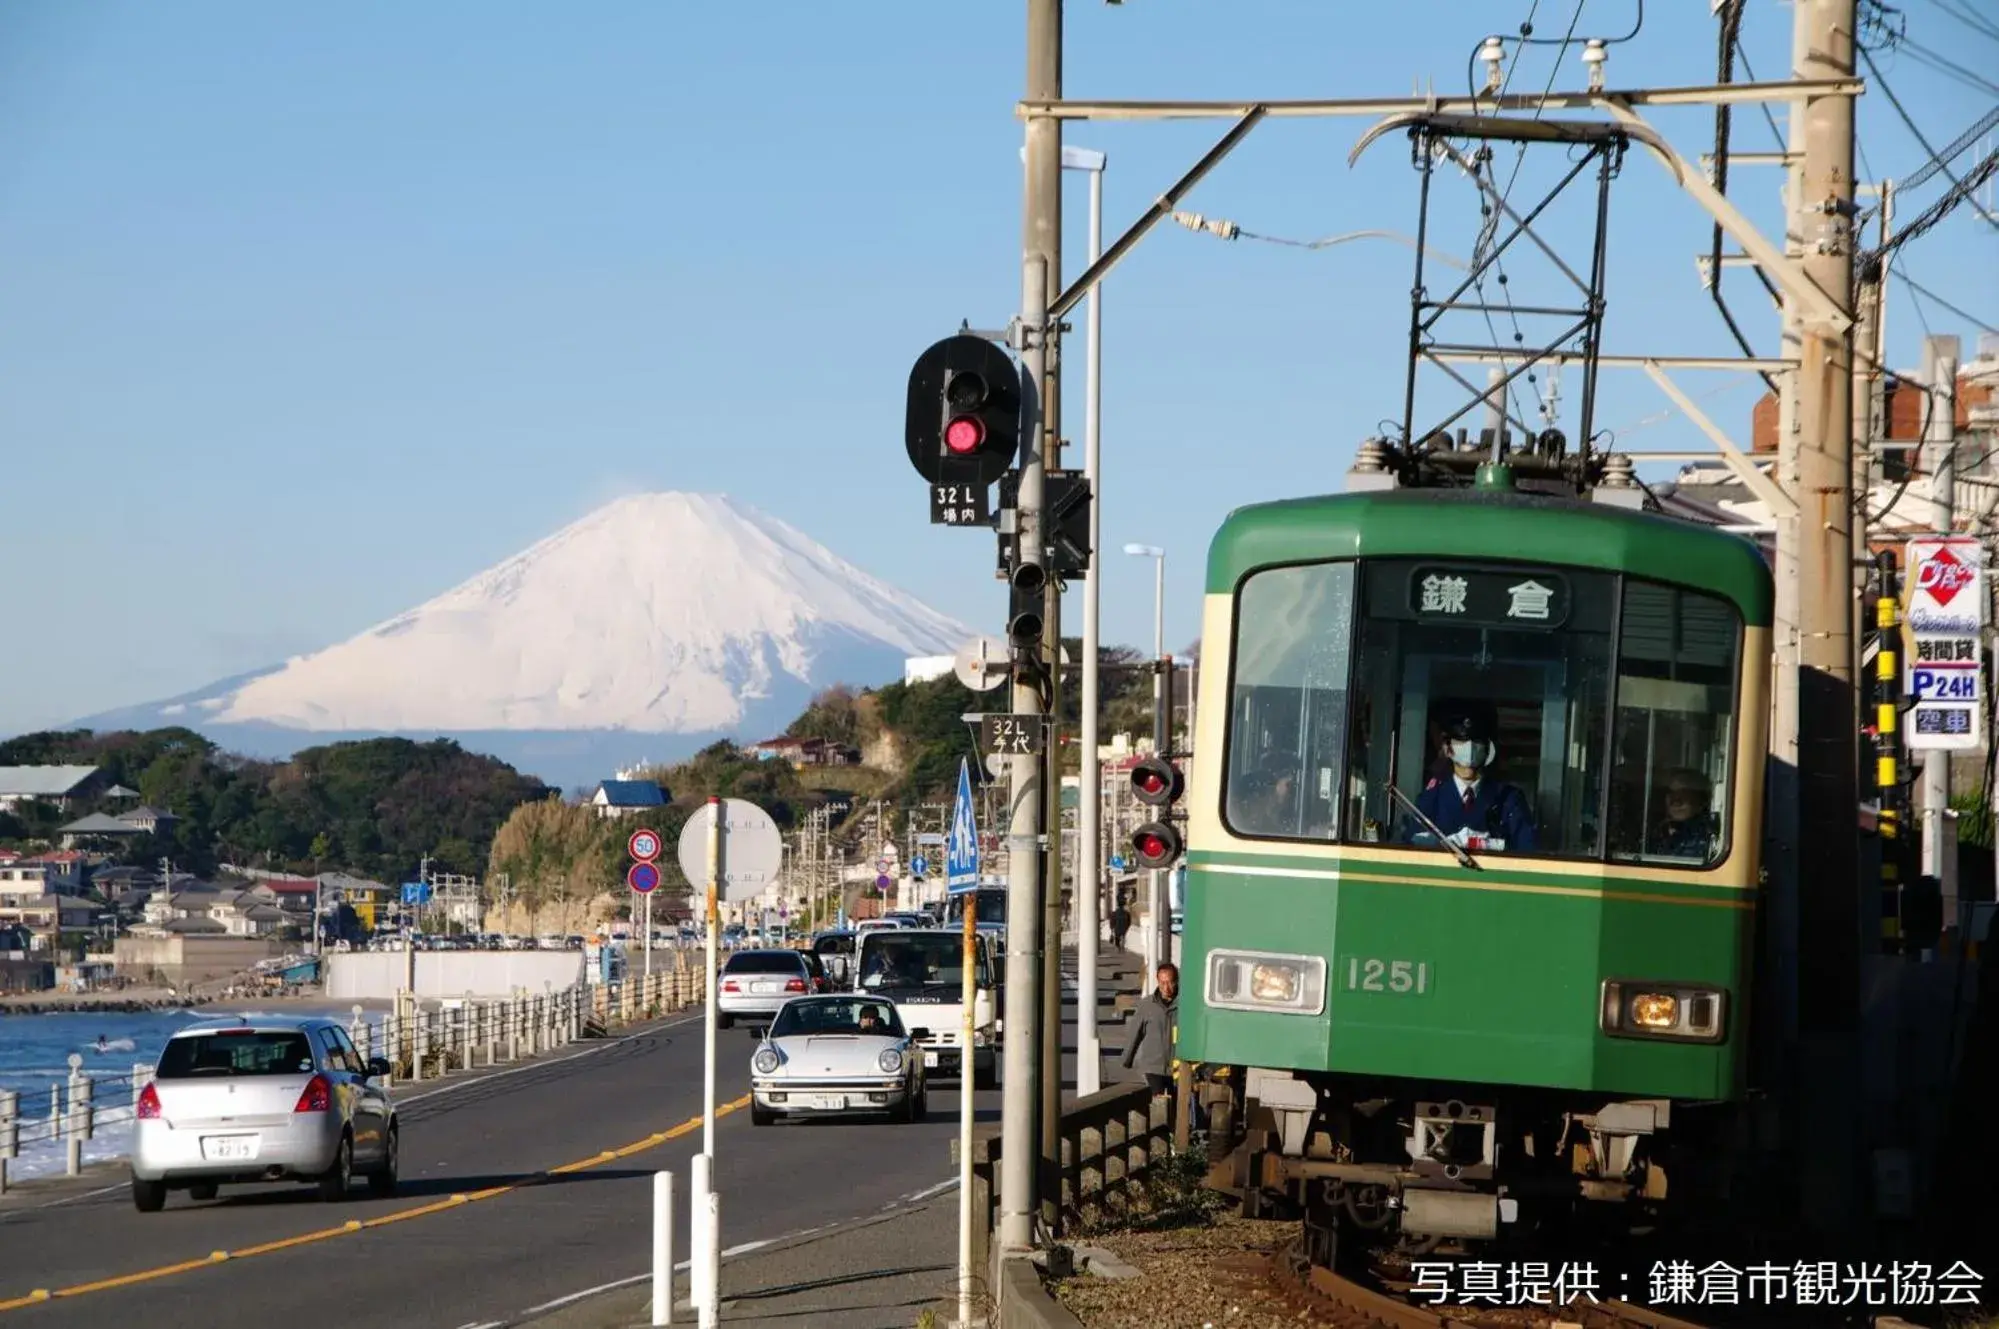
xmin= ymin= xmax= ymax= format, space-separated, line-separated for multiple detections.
xmin=1206 ymin=949 xmax=1326 ymax=1016
xmin=1600 ymin=981 xmax=1726 ymax=1043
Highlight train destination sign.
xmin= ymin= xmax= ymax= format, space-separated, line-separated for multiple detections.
xmin=1405 ymin=565 xmax=1571 ymax=629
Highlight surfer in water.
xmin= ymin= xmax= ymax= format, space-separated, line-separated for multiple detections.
xmin=94 ymin=1035 xmax=108 ymax=1053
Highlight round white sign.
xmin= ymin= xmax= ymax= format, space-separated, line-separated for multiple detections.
xmin=676 ymin=799 xmax=784 ymax=903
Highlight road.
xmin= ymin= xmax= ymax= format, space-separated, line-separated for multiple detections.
xmin=0 ymin=952 xmax=1128 ymax=1328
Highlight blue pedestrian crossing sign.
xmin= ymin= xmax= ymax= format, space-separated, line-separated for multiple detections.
xmin=946 ymin=759 xmax=980 ymax=893
xmin=1109 ymin=854 xmax=1127 ymax=872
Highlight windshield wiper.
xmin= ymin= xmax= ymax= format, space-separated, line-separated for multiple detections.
xmin=1384 ymin=784 xmax=1482 ymax=871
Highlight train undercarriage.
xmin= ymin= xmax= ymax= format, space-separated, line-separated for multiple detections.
xmin=1197 ymin=1067 xmax=1740 ymax=1271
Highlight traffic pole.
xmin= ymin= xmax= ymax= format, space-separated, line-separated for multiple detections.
xmin=700 ymin=797 xmax=725 ymax=1326
xmin=958 ymin=885 xmax=977 ymax=1328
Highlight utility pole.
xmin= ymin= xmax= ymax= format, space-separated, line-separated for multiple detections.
xmin=1786 ymin=0 xmax=1862 ymax=1234
xmin=1920 ymin=334 xmax=1961 ymax=920
xmin=998 ymin=0 xmax=1060 ymax=1261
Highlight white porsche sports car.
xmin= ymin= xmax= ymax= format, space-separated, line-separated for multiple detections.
xmin=748 ymin=994 xmax=929 ymax=1125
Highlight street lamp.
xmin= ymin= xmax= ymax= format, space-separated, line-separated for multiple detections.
xmin=1039 ymin=142 xmax=1112 ymax=1097
xmin=1123 ymin=543 xmax=1169 ymax=973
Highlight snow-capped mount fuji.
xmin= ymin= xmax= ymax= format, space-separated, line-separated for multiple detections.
xmin=75 ymin=493 xmax=968 ymax=786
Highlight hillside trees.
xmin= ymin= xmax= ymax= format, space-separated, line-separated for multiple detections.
xmin=0 ymin=728 xmax=549 ymax=881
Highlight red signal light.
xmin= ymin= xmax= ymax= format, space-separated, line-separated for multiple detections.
xmin=1136 ymin=831 xmax=1169 ymax=859
xmin=1134 ymin=769 xmax=1169 ymax=797
xmin=945 ymin=416 xmax=985 ymax=454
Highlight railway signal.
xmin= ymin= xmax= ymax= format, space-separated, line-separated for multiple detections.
xmin=1128 ymin=753 xmax=1184 ymax=870
xmin=906 ymin=334 xmax=1023 ymax=525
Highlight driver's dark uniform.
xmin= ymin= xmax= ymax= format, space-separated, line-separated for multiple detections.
xmin=1405 ymin=776 xmax=1538 ymax=849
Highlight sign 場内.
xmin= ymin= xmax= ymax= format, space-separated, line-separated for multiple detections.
xmin=931 ymin=482 xmax=991 ymax=527
xmin=1406 ymin=565 xmax=1571 ymax=629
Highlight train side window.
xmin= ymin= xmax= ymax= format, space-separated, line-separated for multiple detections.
xmin=1223 ymin=561 xmax=1356 ymax=841
xmin=1606 ymin=582 xmax=1741 ymax=868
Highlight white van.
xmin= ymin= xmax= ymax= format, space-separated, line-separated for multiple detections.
xmin=855 ymin=928 xmax=998 ymax=1088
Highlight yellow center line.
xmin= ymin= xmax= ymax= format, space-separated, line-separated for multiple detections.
xmin=0 ymin=1094 xmax=750 ymax=1313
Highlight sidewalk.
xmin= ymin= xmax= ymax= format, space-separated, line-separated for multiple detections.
xmin=518 ymin=1191 xmax=965 ymax=1329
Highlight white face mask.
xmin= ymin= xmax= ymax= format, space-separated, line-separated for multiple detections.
xmin=1448 ymin=740 xmax=1491 ymax=769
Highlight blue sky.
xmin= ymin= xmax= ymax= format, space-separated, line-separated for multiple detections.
xmin=2 ymin=0 xmax=1993 ymax=738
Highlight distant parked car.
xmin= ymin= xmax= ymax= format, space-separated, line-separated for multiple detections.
xmin=129 ymin=1015 xmax=398 ymax=1212
xmin=717 ymin=949 xmax=814 ymax=1028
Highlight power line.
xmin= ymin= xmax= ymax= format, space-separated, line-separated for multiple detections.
xmin=1863 ymin=105 xmax=1999 ymax=222
xmin=1923 ymin=0 xmax=1999 ymax=44
xmin=1894 ymin=263 xmax=1999 ymax=335
xmin=1856 ymin=46 xmax=1999 ymax=230
xmin=1861 ymin=143 xmax=1999 ymax=277
xmin=1896 ymin=33 xmax=1999 ymax=96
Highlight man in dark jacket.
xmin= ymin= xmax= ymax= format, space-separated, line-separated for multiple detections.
xmin=1121 ymin=962 xmax=1179 ymax=1098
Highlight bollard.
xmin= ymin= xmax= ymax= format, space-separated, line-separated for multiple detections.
xmin=701 ymin=1190 xmax=720 ymax=1328
xmin=689 ymin=1154 xmax=711 ymax=1316
xmin=64 ymin=1055 xmax=84 ymax=1176
xmin=350 ymin=1004 xmax=368 ymax=1058
xmin=0 ymin=1087 xmax=17 ymax=1196
xmin=509 ymin=995 xmax=521 ymax=1061
xmin=652 ymin=1170 xmax=675 ymax=1325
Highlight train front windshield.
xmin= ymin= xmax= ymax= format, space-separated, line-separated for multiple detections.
xmin=1223 ymin=558 xmax=1742 ymax=867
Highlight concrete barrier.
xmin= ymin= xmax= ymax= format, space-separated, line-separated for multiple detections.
xmin=326 ymin=949 xmax=587 ymax=999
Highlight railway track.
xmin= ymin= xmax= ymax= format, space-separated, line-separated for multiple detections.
xmin=1260 ymin=1239 xmax=1715 ymax=1329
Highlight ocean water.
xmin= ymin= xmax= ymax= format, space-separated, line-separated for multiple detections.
xmin=0 ymin=1006 xmax=385 ymax=1182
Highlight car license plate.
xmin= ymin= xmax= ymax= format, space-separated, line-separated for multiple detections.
xmin=924 ymin=1051 xmax=939 ymax=1068
xmin=807 ymin=1094 xmax=846 ymax=1110
xmin=201 ymin=1135 xmax=258 ymax=1161
xmin=752 ymin=980 xmax=776 ymax=993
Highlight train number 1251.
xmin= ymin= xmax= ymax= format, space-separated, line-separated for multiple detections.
xmin=1344 ymin=957 xmax=1431 ymax=995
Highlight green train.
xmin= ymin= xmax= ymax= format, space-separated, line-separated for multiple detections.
xmin=1179 ymin=458 xmax=1772 ymax=1266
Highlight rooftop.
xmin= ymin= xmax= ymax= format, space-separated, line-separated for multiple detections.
xmin=0 ymin=766 xmax=100 ymax=797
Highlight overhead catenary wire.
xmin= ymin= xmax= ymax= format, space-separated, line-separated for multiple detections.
xmin=1862 ymin=144 xmax=1999 ymax=273
xmin=1856 ymin=46 xmax=1999 ymax=230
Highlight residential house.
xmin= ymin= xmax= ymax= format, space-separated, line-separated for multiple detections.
xmin=746 ymin=736 xmax=861 ymax=768
xmin=0 ymin=892 xmax=99 ymax=949
xmin=0 ymin=766 xmax=107 ymax=812
xmin=0 ymin=852 xmax=89 ymax=896
xmin=118 ymin=806 xmax=178 ymax=835
xmin=590 ymin=780 xmax=670 ymax=819
xmin=136 ymin=885 xmax=290 ymax=939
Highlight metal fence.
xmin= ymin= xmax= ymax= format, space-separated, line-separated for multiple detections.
xmin=966 ymin=1082 xmax=1174 ymax=1275
xmin=0 ymin=963 xmax=707 ymax=1194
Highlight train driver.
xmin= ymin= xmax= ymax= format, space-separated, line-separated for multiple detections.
xmin=1403 ymin=713 xmax=1538 ymax=851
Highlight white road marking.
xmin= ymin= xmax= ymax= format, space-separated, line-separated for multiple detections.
xmin=508 ymin=1181 xmax=954 ymax=1322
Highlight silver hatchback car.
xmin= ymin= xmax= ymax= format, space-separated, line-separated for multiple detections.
xmin=129 ymin=1015 xmax=399 ymax=1211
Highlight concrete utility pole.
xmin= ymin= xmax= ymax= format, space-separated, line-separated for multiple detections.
xmin=999 ymin=0 xmax=1060 ymax=1260
xmin=1921 ymin=334 xmax=1961 ymax=918
xmin=1786 ymin=0 xmax=1862 ymax=1233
